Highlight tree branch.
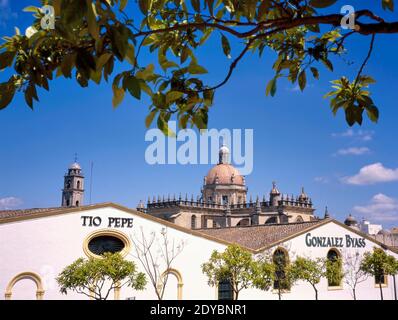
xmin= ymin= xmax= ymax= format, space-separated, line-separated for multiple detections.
xmin=354 ymin=34 xmax=376 ymax=87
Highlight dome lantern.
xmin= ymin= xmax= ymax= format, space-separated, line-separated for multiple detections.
xmin=219 ymin=144 xmax=230 ymax=164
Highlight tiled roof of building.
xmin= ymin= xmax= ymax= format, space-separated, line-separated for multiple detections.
xmin=0 ymin=207 xmax=62 ymax=221
xmin=1 ymin=203 xmax=395 ymax=254
xmin=199 ymin=220 xmax=325 ymax=250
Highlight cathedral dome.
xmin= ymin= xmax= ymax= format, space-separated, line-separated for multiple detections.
xmin=205 ymin=164 xmax=244 ymax=185
xmin=344 ymin=214 xmax=357 ymax=226
xmin=69 ymin=162 xmax=81 ymax=170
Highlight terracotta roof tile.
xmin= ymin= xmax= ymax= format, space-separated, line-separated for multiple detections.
xmin=0 ymin=207 xmax=61 ymax=221
xmin=198 ymin=221 xmax=324 ymax=250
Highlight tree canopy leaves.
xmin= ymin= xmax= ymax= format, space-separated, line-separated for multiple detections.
xmin=201 ymin=244 xmax=258 ymax=300
xmin=1 ymin=0 xmax=397 ymax=132
xmin=289 ymin=256 xmax=326 ymax=300
xmin=56 ymin=252 xmax=147 ymax=300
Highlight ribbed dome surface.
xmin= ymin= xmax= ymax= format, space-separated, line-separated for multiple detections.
xmin=205 ymin=164 xmax=244 ymax=185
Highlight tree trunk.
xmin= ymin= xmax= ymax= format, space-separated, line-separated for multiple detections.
xmin=313 ymin=286 xmax=318 ymax=300
xmin=379 ymin=277 xmax=384 ymax=300
xmin=353 ymin=288 xmax=356 ymax=300
xmin=278 ymin=287 xmax=281 ymax=300
xmin=393 ymin=275 xmax=397 ymax=300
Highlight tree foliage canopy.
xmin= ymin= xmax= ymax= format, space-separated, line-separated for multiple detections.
xmin=252 ymin=254 xmax=275 ymax=292
xmin=289 ymin=256 xmax=325 ymax=299
xmin=0 ymin=0 xmax=397 ymax=132
xmin=56 ymin=252 xmax=147 ymax=300
xmin=360 ymin=247 xmax=390 ymax=279
xmin=201 ymin=244 xmax=257 ymax=300
xmin=290 ymin=256 xmax=325 ymax=285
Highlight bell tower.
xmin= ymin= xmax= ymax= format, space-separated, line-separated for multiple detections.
xmin=62 ymin=156 xmax=84 ymax=207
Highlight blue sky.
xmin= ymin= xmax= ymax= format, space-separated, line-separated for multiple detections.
xmin=0 ymin=1 xmax=397 ymax=228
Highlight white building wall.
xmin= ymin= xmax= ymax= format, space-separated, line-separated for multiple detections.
xmin=0 ymin=207 xmax=225 ymax=300
xmin=239 ymin=222 xmax=398 ymax=300
xmin=0 ymin=206 xmax=397 ymax=300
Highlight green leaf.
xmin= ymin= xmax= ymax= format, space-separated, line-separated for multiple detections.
xmin=110 ymin=25 xmax=129 ymax=61
xmin=61 ymin=0 xmax=87 ymax=26
xmin=120 ymin=0 xmax=128 ymax=11
xmin=221 ymin=34 xmax=231 ymax=58
xmin=60 ymin=53 xmax=76 ymax=78
xmin=138 ymin=0 xmax=149 ymax=15
xmin=179 ymin=113 xmax=190 ymax=129
xmin=23 ymin=6 xmax=41 ymax=13
xmin=145 ymin=109 xmax=157 ymax=128
xmin=345 ymin=105 xmax=360 ymax=126
xmin=90 ymin=69 xmax=102 ymax=84
xmin=188 ymin=63 xmax=208 ymax=75
xmin=25 ymin=83 xmax=38 ymax=109
xmin=157 ymin=113 xmax=176 ymax=136
xmin=310 ymin=67 xmax=319 ymax=80
xmin=321 ymin=58 xmax=334 ymax=72
xmin=0 ymin=51 xmax=16 ymax=70
xmin=0 ymin=82 xmax=16 ymax=110
xmin=112 ymin=87 xmax=125 ymax=108
xmin=112 ymin=74 xmax=125 ymax=108
xmin=310 ymin=0 xmax=338 ymax=8
xmin=298 ymin=71 xmax=307 ymax=91
xmin=266 ymin=78 xmax=277 ymax=97
xmin=126 ymin=44 xmax=135 ymax=66
xmin=360 ymin=75 xmax=376 ymax=86
xmin=366 ymin=105 xmax=379 ymax=123
xmin=123 ymin=75 xmax=141 ymax=99
xmin=166 ymin=91 xmax=184 ymax=104
xmin=86 ymin=0 xmax=99 ymax=40
xmin=191 ymin=0 xmax=201 ymax=12
xmin=136 ymin=64 xmax=155 ymax=80
xmin=160 ymin=60 xmax=179 ymax=71
xmin=180 ymin=46 xmax=190 ymax=64
xmin=382 ymin=0 xmax=394 ymax=11
xmin=96 ymin=53 xmax=113 ymax=71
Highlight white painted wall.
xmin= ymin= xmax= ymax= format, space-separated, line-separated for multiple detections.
xmin=0 ymin=206 xmax=397 ymax=300
xmin=239 ymin=222 xmax=398 ymax=300
xmin=0 ymin=207 xmax=225 ymax=300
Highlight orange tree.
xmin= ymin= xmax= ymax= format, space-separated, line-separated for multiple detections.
xmin=1 ymin=0 xmax=397 ymax=133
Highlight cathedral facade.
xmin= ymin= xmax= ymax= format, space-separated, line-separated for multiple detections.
xmin=140 ymin=145 xmax=317 ymax=230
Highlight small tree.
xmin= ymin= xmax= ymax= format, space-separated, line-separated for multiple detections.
xmin=360 ymin=247 xmax=389 ymax=300
xmin=290 ymin=257 xmax=325 ymax=300
xmin=56 ymin=252 xmax=147 ymax=300
xmin=385 ymin=254 xmax=398 ymax=300
xmin=343 ymin=251 xmax=368 ymax=300
xmin=201 ymin=244 xmax=256 ymax=300
xmin=252 ymin=254 xmax=275 ymax=296
xmin=130 ymin=227 xmax=185 ymax=300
